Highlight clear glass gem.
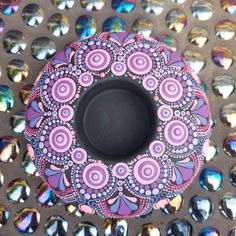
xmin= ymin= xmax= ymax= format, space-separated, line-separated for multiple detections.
xmin=199 ymin=226 xmax=220 ymax=236
xmin=220 ymin=103 xmax=236 ymax=127
xmin=0 ymin=136 xmax=19 ymax=163
xmin=22 ymin=3 xmax=44 ymax=27
xmin=112 ymin=0 xmax=135 ymax=13
xmin=219 ymin=193 xmax=236 ymax=220
xmin=81 ymin=0 xmax=105 ymax=11
xmin=211 ymin=46 xmax=235 ymax=69
xmin=65 ymin=203 xmax=84 ymax=218
xmin=51 ymin=0 xmax=75 ymax=10
xmin=155 ymin=34 xmax=178 ymax=51
xmin=0 ymin=0 xmax=21 ymax=15
xmin=223 ymin=132 xmax=236 ymax=157
xmin=166 ymin=219 xmax=193 ymax=236
xmin=0 ymin=205 xmax=9 ymax=228
xmin=229 ymin=164 xmax=236 ymax=188
xmin=199 ymin=166 xmax=224 ymax=191
xmin=165 ymin=8 xmax=187 ymax=33
xmin=7 ymin=59 xmax=29 ymax=83
xmin=44 ymin=216 xmax=68 ymax=236
xmin=215 ymin=19 xmax=236 ymax=40
xmin=204 ymin=140 xmax=218 ymax=162
xmin=161 ymin=195 xmax=184 ymax=214
xmin=36 ymin=182 xmax=59 ymax=207
xmin=10 ymin=111 xmax=25 ymax=134
xmin=189 ymin=195 xmax=213 ymax=222
xmin=3 ymin=30 xmax=27 ymax=54
xmin=136 ymin=223 xmax=161 ymax=236
xmin=0 ymin=18 xmax=5 ymax=34
xmin=47 ymin=13 xmax=70 ymax=37
xmin=14 ymin=208 xmax=40 ymax=234
xmin=191 ymin=0 xmax=214 ymax=21
xmin=6 ymin=179 xmax=30 ymax=203
xmin=75 ymin=15 xmax=97 ymax=38
xmin=102 ymin=16 xmax=127 ymax=33
xmin=220 ymin=0 xmax=236 ymax=14
xmin=0 ymin=85 xmax=14 ymax=112
xmin=212 ymin=75 xmax=235 ymax=99
xmin=73 ymin=222 xmax=98 ymax=236
xmin=132 ymin=17 xmax=153 ymax=37
xmin=141 ymin=0 xmax=164 ymax=15
xmin=31 ymin=37 xmax=56 ymax=61
xmin=104 ymin=219 xmax=128 ymax=236
xmin=19 ymin=84 xmax=33 ymax=106
xmin=188 ymin=26 xmax=209 ymax=48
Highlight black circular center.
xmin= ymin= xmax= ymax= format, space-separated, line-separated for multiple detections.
xmin=76 ymin=79 xmax=156 ymax=162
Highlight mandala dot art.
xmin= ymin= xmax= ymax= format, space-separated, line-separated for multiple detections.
xmin=25 ymin=32 xmax=211 ymax=219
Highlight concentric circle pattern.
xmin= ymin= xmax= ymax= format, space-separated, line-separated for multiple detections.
xmin=0 ymin=0 xmax=234 ymax=235
xmin=25 ymin=32 xmax=211 ymax=219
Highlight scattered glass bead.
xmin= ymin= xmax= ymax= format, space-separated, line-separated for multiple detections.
xmin=204 ymin=140 xmax=218 ymax=162
xmin=220 ymin=103 xmax=236 ymax=128
xmin=229 ymin=164 xmax=236 ymax=188
xmin=141 ymin=0 xmax=164 ymax=15
xmin=65 ymin=203 xmax=84 ymax=218
xmin=31 ymin=37 xmax=56 ymax=61
xmin=215 ymin=20 xmax=236 ymax=40
xmin=188 ymin=26 xmax=209 ymax=48
xmin=172 ymin=0 xmax=186 ymax=3
xmin=47 ymin=13 xmax=70 ymax=37
xmin=22 ymin=4 xmax=44 ymax=27
xmin=0 ymin=136 xmax=19 ymax=163
xmin=3 ymin=30 xmax=27 ymax=54
xmin=136 ymin=223 xmax=161 ymax=236
xmin=212 ymin=46 xmax=234 ymax=69
xmin=0 ymin=0 xmax=21 ymax=15
xmin=7 ymin=59 xmax=29 ymax=83
xmin=0 ymin=171 xmax=4 ymax=187
xmin=166 ymin=219 xmax=193 ymax=236
xmin=112 ymin=0 xmax=135 ymax=13
xmin=199 ymin=226 xmax=221 ymax=236
xmin=19 ymin=84 xmax=33 ymax=106
xmin=102 ymin=16 xmax=127 ymax=33
xmin=155 ymin=34 xmax=178 ymax=51
xmin=44 ymin=216 xmax=68 ymax=236
xmin=51 ymin=0 xmax=75 ymax=10
xmin=161 ymin=195 xmax=184 ymax=214
xmin=220 ymin=0 xmax=236 ymax=14
xmin=104 ymin=219 xmax=128 ymax=236
xmin=10 ymin=111 xmax=25 ymax=134
xmin=182 ymin=50 xmax=205 ymax=73
xmin=75 ymin=15 xmax=97 ymax=38
xmin=6 ymin=179 xmax=30 ymax=203
xmin=199 ymin=166 xmax=224 ymax=191
xmin=191 ymin=0 xmax=214 ymax=21
xmin=0 ymin=18 xmax=5 ymax=34
xmin=132 ymin=17 xmax=153 ymax=37
xmin=223 ymin=132 xmax=236 ymax=157
xmin=14 ymin=208 xmax=40 ymax=234
xmin=210 ymin=117 xmax=216 ymax=129
xmin=36 ymin=182 xmax=59 ymax=207
xmin=212 ymin=75 xmax=235 ymax=99
xmin=219 ymin=193 xmax=236 ymax=220
xmin=73 ymin=222 xmax=98 ymax=236
xmin=189 ymin=195 xmax=213 ymax=222
xmin=22 ymin=151 xmax=38 ymax=177
xmin=229 ymin=227 xmax=236 ymax=236
xmin=81 ymin=0 xmax=105 ymax=11
xmin=0 ymin=205 xmax=9 ymax=228
xmin=165 ymin=8 xmax=187 ymax=33
xmin=0 ymin=85 xmax=14 ymax=112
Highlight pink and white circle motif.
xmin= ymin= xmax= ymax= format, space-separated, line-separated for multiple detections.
xmin=157 ymin=105 xmax=173 ymax=122
xmin=127 ymin=52 xmax=152 ymax=75
xmin=58 ymin=105 xmax=74 ymax=122
xmin=85 ymin=49 xmax=111 ymax=71
xmin=83 ymin=163 xmax=109 ymax=189
xmin=134 ymin=158 xmax=160 ymax=185
xmin=52 ymin=78 xmax=77 ymax=103
xmin=112 ymin=163 xmax=129 ymax=179
xmin=111 ymin=62 xmax=127 ymax=76
xmin=142 ymin=76 xmax=158 ymax=91
xmin=159 ymin=78 xmax=183 ymax=102
xmin=71 ymin=148 xmax=87 ymax=164
xmin=78 ymin=72 xmax=93 ymax=87
xmin=149 ymin=141 xmax=165 ymax=158
xmin=49 ymin=126 xmax=73 ymax=153
xmin=164 ymin=120 xmax=188 ymax=146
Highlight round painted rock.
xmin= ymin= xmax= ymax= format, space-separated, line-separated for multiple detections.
xmin=25 ymin=32 xmax=211 ymax=218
